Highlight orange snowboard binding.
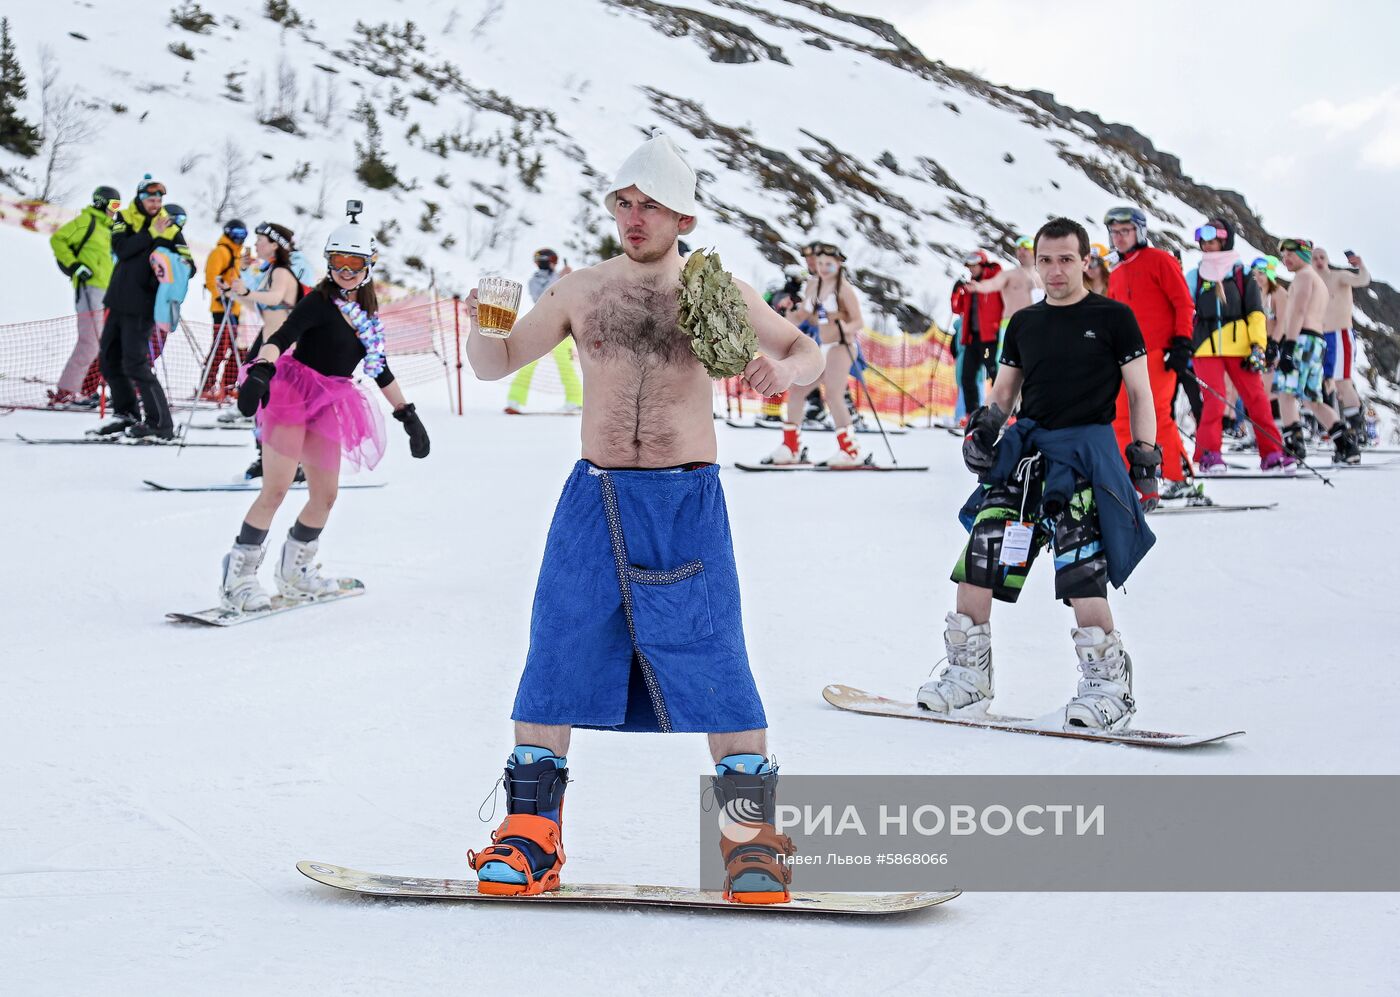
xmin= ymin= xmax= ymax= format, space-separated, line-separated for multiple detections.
xmin=720 ymin=822 xmax=797 ymax=904
xmin=468 ymin=813 xmax=566 ymax=896
xmin=468 ymin=745 xmax=569 ymax=897
xmin=713 ymin=753 xmax=795 ymax=905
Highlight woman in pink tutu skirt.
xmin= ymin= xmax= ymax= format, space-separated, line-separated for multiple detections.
xmin=217 ymin=216 xmax=430 ymax=612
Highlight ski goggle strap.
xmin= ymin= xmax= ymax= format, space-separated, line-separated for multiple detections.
xmin=1194 ymin=224 xmax=1228 ymax=242
xmin=327 ymin=253 xmax=370 ymax=274
xmin=256 ymin=223 xmax=291 ymax=250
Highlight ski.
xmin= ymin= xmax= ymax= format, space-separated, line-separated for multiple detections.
xmin=296 ymin=861 xmax=958 ymax=916
xmin=144 ymin=480 xmax=386 ymax=493
xmin=724 ymin=418 xmax=908 ymax=435
xmin=190 ymin=420 xmax=255 ymax=431
xmin=16 ymin=433 xmax=246 ymax=448
xmin=1151 ymin=501 xmax=1278 ymax=515
xmin=822 ymin=684 xmax=1243 ymax=749
xmin=166 ymin=580 xmax=365 ymax=626
xmin=733 ymin=461 xmax=928 ymax=473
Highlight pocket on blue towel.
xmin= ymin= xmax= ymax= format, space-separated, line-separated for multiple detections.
xmin=627 ymin=561 xmax=713 ymax=646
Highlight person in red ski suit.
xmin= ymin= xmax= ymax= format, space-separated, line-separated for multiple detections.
xmin=1104 ymin=207 xmax=1194 ymax=485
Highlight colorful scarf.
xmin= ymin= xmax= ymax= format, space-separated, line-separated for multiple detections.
xmin=335 ymin=296 xmax=386 ymax=378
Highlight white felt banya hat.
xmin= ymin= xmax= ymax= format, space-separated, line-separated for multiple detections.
xmin=603 ymin=131 xmax=699 ymax=234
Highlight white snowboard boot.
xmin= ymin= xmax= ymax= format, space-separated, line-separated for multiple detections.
xmin=763 ymin=424 xmax=807 ymax=465
xmin=1064 ymin=627 xmax=1136 ymax=730
xmin=918 ymin=612 xmax=993 ymax=713
xmin=220 ymin=543 xmax=272 ymax=613
xmin=276 ymin=537 xmax=340 ymax=600
xmin=823 ymin=426 xmax=868 ymax=467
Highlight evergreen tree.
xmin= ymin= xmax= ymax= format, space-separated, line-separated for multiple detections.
xmin=0 ymin=18 xmax=41 ymax=158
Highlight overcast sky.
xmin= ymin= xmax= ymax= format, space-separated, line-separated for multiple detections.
xmin=853 ymin=0 xmax=1400 ymax=280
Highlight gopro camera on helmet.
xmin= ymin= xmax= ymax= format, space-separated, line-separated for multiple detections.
xmin=346 ymin=199 xmax=364 ymax=223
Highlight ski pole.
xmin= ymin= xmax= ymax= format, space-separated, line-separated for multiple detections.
xmin=1192 ymin=372 xmax=1334 ymax=487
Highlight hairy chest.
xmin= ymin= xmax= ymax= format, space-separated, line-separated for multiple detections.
xmin=577 ymin=281 xmax=691 ymax=366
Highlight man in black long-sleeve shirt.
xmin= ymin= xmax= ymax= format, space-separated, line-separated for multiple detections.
xmin=93 ymin=176 xmax=192 ymax=439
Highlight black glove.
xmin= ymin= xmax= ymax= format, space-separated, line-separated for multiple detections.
xmin=237 ymin=360 xmax=275 ymax=417
xmin=72 ymin=263 xmax=94 ymax=284
xmin=1277 ymin=339 xmax=1296 ymax=376
xmin=962 ymin=404 xmax=1008 ymax=477
xmin=1264 ymin=338 xmax=1279 ymax=368
xmin=1164 ymin=337 xmax=1194 ymax=378
xmin=1125 ymin=440 xmax=1163 ymax=513
xmin=393 ymin=402 xmax=430 ymax=458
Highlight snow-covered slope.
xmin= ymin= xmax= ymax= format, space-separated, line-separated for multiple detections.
xmin=5 ymin=0 xmax=1395 ymax=342
xmin=3 ymin=390 xmax=1398 ymax=993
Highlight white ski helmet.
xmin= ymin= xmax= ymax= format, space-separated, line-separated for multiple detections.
xmin=325 ymin=223 xmax=377 ymax=262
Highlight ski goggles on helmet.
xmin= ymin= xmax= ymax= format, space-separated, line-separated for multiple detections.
xmin=799 ymin=242 xmax=818 ymax=256
xmin=1103 ymin=206 xmax=1141 ymax=225
xmin=256 ymin=223 xmax=291 ymax=250
xmin=1194 ymin=224 xmax=1229 ymax=243
xmin=227 ymin=225 xmax=248 ymax=242
xmin=533 ymin=249 xmax=558 ymax=268
xmin=106 ymin=199 xmax=123 ymax=213
xmin=1278 ymin=238 xmax=1313 ymax=253
xmin=811 ymin=243 xmax=844 ymax=260
xmin=327 ymin=253 xmax=371 ymax=274
xmin=137 ymin=182 xmax=166 ymax=199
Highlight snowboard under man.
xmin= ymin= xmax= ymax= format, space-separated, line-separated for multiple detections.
xmin=463 ymin=133 xmax=823 ymax=902
xmin=919 ymin=218 xmax=1160 ymax=731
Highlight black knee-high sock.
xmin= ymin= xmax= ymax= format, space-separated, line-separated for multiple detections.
xmin=236 ymin=522 xmax=269 ymax=546
xmin=289 ymin=519 xmax=323 ymax=543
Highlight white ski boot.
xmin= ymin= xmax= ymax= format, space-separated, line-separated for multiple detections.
xmin=276 ymin=537 xmax=341 ymax=600
xmin=762 ymin=424 xmax=807 ymax=465
xmin=822 ymin=426 xmax=869 ymax=467
xmin=1064 ymin=627 xmax=1136 ymax=730
xmin=220 ymin=543 xmax=272 ymax=613
xmin=917 ymin=612 xmax=993 ymax=713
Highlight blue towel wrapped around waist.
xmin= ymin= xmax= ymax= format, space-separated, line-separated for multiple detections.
xmin=959 ymin=420 xmax=1155 ymax=589
xmin=511 ymin=460 xmax=766 ymax=734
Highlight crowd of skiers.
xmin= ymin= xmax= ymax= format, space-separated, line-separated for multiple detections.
xmin=44 ymin=177 xmax=315 ymax=445
xmin=945 ymin=209 xmax=1376 ymax=482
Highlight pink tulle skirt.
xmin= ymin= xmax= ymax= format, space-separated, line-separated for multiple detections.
xmin=254 ymin=355 xmax=386 ymax=471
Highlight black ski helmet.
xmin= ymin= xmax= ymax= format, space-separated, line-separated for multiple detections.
xmin=91 ymin=185 xmax=121 ymax=210
xmin=224 ymin=219 xmax=249 ymax=241
xmin=533 ymin=247 xmax=558 ymax=269
xmin=164 ymin=203 xmax=188 ymax=226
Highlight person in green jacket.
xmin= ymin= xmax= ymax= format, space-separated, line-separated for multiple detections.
xmin=48 ymin=185 xmax=119 ymax=408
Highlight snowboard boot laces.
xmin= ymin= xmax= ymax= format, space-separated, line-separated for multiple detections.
xmin=276 ymin=538 xmax=339 ymax=600
xmin=710 ymin=756 xmax=794 ymax=904
xmin=918 ymin=613 xmax=993 ymax=713
xmin=221 ymin=543 xmax=271 ymax=612
xmin=1065 ymin=627 xmax=1135 ymax=730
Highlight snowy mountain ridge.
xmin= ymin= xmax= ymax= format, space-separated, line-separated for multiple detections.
xmin=1 ymin=0 xmax=1396 ymax=377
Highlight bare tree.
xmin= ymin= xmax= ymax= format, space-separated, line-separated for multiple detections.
xmin=204 ymin=136 xmax=255 ymax=222
xmin=33 ymin=47 xmax=94 ymax=203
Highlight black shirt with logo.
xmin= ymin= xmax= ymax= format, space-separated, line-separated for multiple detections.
xmin=998 ymin=292 xmax=1145 ymax=429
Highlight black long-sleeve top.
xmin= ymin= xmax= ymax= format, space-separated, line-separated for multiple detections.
xmin=267 ymin=291 xmax=396 ymax=388
xmin=103 ymin=207 xmax=193 ymax=314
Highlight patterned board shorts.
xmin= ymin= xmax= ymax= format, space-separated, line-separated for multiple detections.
xmin=1274 ymin=331 xmax=1326 ymax=401
xmin=951 ymin=454 xmax=1108 ymax=604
